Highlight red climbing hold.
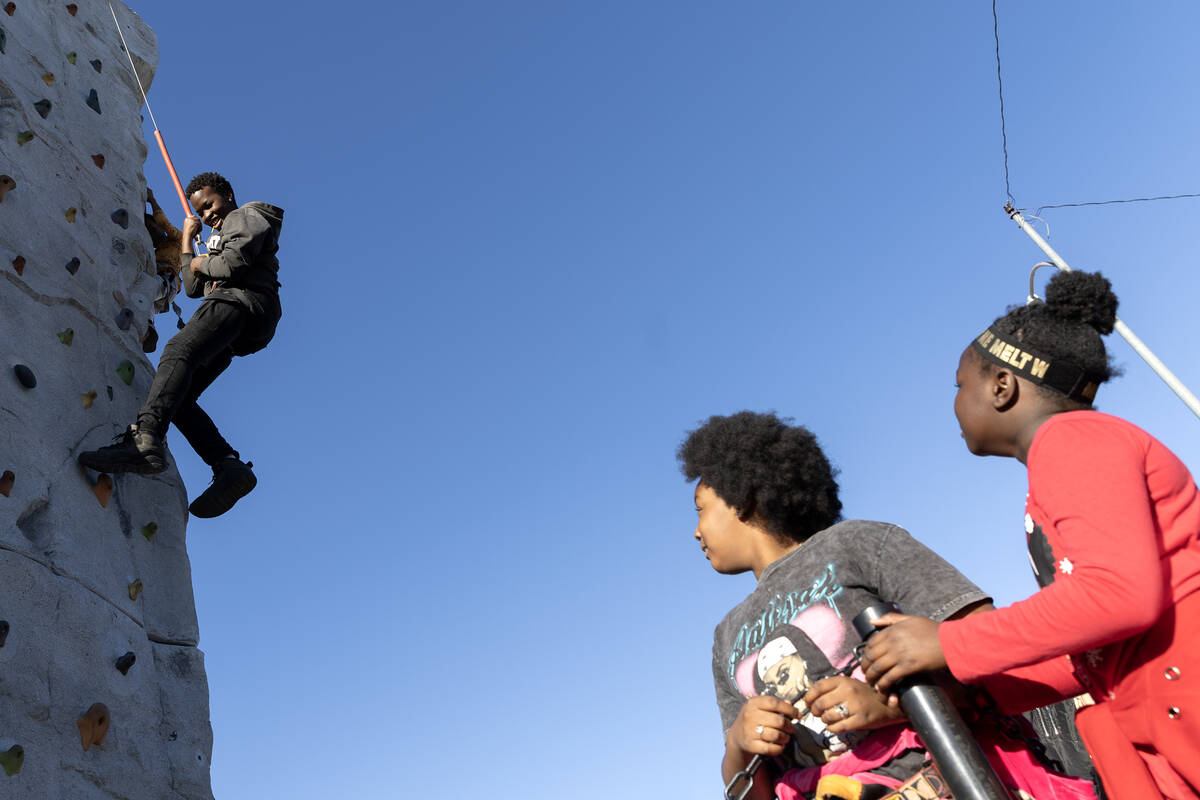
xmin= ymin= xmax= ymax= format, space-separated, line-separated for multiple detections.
xmin=3 ymin=4 xmax=14 ymax=17
xmin=92 ymin=474 xmax=113 ymax=508
xmin=66 ymin=2 xmax=76 ymax=14
xmin=91 ymin=154 xmax=105 ymax=169
xmin=11 ymin=256 xmax=23 ymax=275
xmin=64 ymin=207 xmax=76 ymax=222
xmin=0 ymin=175 xmax=14 ymax=202
xmin=0 ymin=470 xmax=13 ymax=497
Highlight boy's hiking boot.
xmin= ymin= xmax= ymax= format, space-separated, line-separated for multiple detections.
xmin=78 ymin=425 xmax=166 ymax=474
xmin=188 ymin=458 xmax=256 ymax=518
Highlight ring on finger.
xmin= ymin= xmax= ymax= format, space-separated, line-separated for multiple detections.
xmin=754 ymin=724 xmax=764 ymax=736
xmin=835 ymin=703 xmax=850 ymax=720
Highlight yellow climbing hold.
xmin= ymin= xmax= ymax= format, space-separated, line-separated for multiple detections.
xmin=41 ymin=72 xmax=54 ymax=86
xmin=140 ymin=522 xmax=157 ymax=541
xmin=0 ymin=744 xmax=22 ymax=777
xmin=64 ymin=207 xmax=76 ymax=222
xmin=116 ymin=359 xmax=134 ymax=385
xmin=76 ymin=703 xmax=110 ymax=751
xmin=81 ymin=390 xmax=97 ymax=409
xmin=57 ymin=328 xmax=74 ymax=345
xmin=128 ymin=579 xmax=143 ymax=600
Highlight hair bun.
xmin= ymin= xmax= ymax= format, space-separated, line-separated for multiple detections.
xmin=1043 ymin=269 xmax=1118 ymax=335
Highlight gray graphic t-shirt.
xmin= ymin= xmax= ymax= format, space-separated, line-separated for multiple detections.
xmin=712 ymin=520 xmax=989 ymax=778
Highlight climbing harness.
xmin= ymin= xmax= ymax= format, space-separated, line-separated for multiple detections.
xmin=722 ymin=645 xmax=868 ymax=800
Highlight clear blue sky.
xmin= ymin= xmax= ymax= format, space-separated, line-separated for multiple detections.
xmin=125 ymin=2 xmax=1200 ymax=797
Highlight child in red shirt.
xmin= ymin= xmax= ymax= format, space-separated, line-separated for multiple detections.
xmin=862 ymin=269 xmax=1200 ymax=799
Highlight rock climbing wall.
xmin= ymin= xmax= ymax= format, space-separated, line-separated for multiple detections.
xmin=0 ymin=2 xmax=213 ymax=797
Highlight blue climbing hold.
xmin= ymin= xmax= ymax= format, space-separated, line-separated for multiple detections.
xmin=0 ymin=27 xmax=7 ymax=54
xmin=114 ymin=307 xmax=133 ymax=330
xmin=85 ymin=88 xmax=100 ymax=114
xmin=90 ymin=58 xmax=101 ymax=72
xmin=34 ymin=98 xmax=50 ymax=118
xmin=65 ymin=256 xmax=80 ymax=274
xmin=111 ymin=208 xmax=129 ymax=228
xmin=13 ymin=364 xmax=35 ymax=388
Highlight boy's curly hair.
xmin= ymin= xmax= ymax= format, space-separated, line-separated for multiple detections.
xmin=677 ymin=411 xmax=842 ymax=544
xmin=185 ymin=171 xmax=235 ymax=202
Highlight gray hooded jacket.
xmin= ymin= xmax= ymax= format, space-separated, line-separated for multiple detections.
xmin=181 ymin=201 xmax=284 ymax=317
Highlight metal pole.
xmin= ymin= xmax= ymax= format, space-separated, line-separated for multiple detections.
xmin=1006 ymin=205 xmax=1200 ymax=420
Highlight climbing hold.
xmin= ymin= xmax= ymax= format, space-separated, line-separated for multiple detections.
xmin=128 ymin=579 xmax=143 ymax=601
xmin=66 ymin=2 xmax=77 ymax=14
xmin=65 ymin=256 xmax=80 ymax=274
xmin=91 ymin=153 xmax=105 ymax=169
xmin=85 ymin=88 xmax=100 ymax=114
xmin=3 ymin=4 xmax=13 ymax=16
xmin=11 ymin=255 xmax=23 ymax=275
xmin=0 ymin=620 xmax=8 ymax=646
xmin=0 ymin=174 xmax=13 ymax=202
xmin=0 ymin=470 xmax=12 ymax=496
xmin=64 ymin=207 xmax=76 ymax=222
xmin=105 ymin=385 xmax=113 ymax=401
xmin=140 ymin=522 xmax=157 ymax=541
xmin=66 ymin=51 xmax=76 ymax=64
xmin=76 ymin=703 xmax=110 ymax=751
xmin=115 ymin=651 xmax=136 ymax=675
xmin=0 ymin=744 xmax=22 ymax=777
xmin=90 ymin=58 xmax=101 ymax=73
xmin=0 ymin=26 xmax=6 ymax=53
xmin=93 ymin=474 xmax=113 ymax=507
xmin=110 ymin=208 xmax=129 ymax=229
xmin=56 ymin=328 xmax=74 ymax=345
xmin=14 ymin=364 xmax=35 ymax=388
xmin=81 ymin=390 xmax=96 ymax=409
xmin=114 ymin=307 xmax=133 ymax=330
xmin=115 ymin=359 xmax=133 ymax=385
xmin=17 ymin=130 xmax=33 ymax=146
xmin=34 ymin=98 xmax=51 ymax=118
xmin=41 ymin=72 xmax=53 ymax=85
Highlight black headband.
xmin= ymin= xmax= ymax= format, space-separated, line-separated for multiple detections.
xmin=971 ymin=326 xmax=1102 ymax=403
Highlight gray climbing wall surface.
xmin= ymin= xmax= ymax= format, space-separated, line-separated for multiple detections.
xmin=0 ymin=3 xmax=214 ymax=798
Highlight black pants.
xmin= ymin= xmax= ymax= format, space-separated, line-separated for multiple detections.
xmin=137 ymin=298 xmax=276 ymax=466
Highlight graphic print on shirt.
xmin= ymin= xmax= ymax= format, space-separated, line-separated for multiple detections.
xmin=724 ymin=564 xmax=865 ymax=768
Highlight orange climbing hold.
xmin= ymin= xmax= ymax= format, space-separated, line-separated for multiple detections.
xmin=81 ymin=390 xmax=97 ymax=408
xmin=92 ymin=474 xmax=112 ymax=507
xmin=91 ymin=154 xmax=105 ymax=169
xmin=128 ymin=579 xmax=143 ymax=601
xmin=64 ymin=207 xmax=76 ymax=222
xmin=41 ymin=72 xmax=53 ymax=86
xmin=76 ymin=703 xmax=110 ymax=751
xmin=0 ymin=470 xmax=13 ymax=497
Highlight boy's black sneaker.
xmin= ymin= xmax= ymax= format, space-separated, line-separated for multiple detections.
xmin=188 ymin=458 xmax=256 ymax=518
xmin=78 ymin=425 xmax=166 ymax=474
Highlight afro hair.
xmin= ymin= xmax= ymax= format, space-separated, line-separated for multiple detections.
xmin=184 ymin=171 xmax=235 ymax=203
xmin=677 ymin=411 xmax=842 ymax=544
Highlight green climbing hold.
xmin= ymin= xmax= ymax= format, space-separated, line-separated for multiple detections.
xmin=17 ymin=130 xmax=33 ymax=145
xmin=56 ymin=328 xmax=74 ymax=346
xmin=65 ymin=256 xmax=80 ymax=274
xmin=66 ymin=51 xmax=76 ymax=64
xmin=0 ymin=744 xmax=22 ymax=777
xmin=85 ymin=88 xmax=100 ymax=114
xmin=116 ymin=359 xmax=134 ymax=385
xmin=13 ymin=364 xmax=35 ymax=388
xmin=140 ymin=522 xmax=157 ymax=541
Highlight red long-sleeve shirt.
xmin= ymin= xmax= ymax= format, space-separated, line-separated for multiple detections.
xmin=941 ymin=411 xmax=1200 ymax=695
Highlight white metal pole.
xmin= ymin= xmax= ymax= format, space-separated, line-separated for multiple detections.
xmin=1006 ymin=205 xmax=1200 ymax=420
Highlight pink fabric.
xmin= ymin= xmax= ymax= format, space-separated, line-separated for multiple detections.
xmin=774 ymin=725 xmax=921 ymax=798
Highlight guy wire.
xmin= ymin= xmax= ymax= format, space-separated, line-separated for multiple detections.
xmin=107 ymin=2 xmax=158 ymax=131
xmin=993 ymin=0 xmax=1014 ymax=206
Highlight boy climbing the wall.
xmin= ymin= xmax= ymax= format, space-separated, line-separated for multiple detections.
xmin=79 ymin=172 xmax=284 ymax=519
